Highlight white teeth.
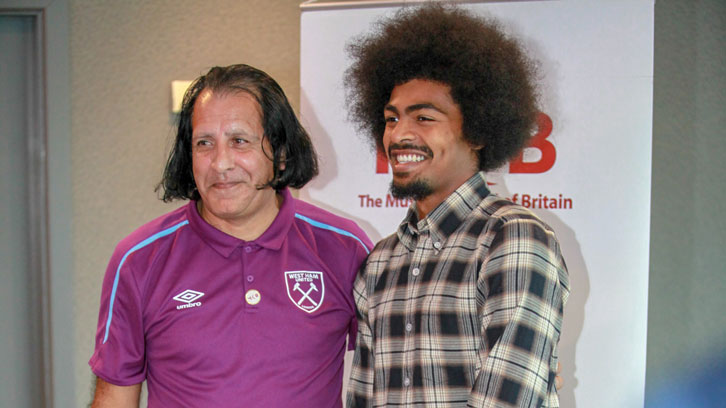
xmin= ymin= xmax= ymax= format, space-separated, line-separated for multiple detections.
xmin=396 ymin=154 xmax=425 ymax=163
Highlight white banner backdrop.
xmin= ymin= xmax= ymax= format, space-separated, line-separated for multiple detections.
xmin=299 ymin=1 xmax=653 ymax=406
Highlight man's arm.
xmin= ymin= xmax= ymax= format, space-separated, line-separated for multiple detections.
xmin=89 ymin=244 xmax=147 ymax=403
xmin=468 ymin=216 xmax=569 ymax=407
xmin=346 ymin=263 xmax=375 ymax=408
xmin=91 ymin=377 xmax=141 ymax=408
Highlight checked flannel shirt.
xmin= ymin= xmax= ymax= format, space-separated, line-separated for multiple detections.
xmin=347 ymin=172 xmax=570 ymax=407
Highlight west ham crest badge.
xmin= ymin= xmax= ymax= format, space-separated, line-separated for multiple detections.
xmin=285 ymin=271 xmax=325 ymax=313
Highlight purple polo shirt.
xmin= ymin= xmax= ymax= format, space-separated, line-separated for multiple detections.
xmin=89 ymin=189 xmax=372 ymax=407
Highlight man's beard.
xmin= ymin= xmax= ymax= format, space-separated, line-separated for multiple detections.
xmin=387 ymin=142 xmax=435 ymax=201
xmin=389 ymin=178 xmax=433 ymax=201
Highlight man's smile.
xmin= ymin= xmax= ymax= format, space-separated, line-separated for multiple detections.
xmin=388 ymin=143 xmax=433 ymax=167
xmin=394 ymin=153 xmax=426 ymax=164
xmin=211 ymin=181 xmax=240 ymax=189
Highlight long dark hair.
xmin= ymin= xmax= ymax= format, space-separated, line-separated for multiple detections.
xmin=157 ymin=64 xmax=318 ymax=201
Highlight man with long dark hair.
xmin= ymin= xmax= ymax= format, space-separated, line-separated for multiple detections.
xmin=89 ymin=64 xmax=371 ymax=407
xmin=345 ymin=5 xmax=570 ymax=407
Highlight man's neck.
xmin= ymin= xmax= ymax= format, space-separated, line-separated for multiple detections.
xmin=414 ymin=173 xmax=478 ymax=220
xmin=197 ymin=193 xmax=282 ymax=241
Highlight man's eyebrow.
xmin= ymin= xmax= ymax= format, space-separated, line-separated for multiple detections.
xmin=384 ymin=105 xmax=399 ymax=114
xmin=384 ymin=103 xmax=446 ymax=115
xmin=405 ymin=103 xmax=444 ymax=114
xmin=225 ymin=129 xmax=252 ymax=137
xmin=191 ymin=129 xmax=255 ymax=139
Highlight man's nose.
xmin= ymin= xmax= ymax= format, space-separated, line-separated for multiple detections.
xmin=387 ymin=118 xmax=415 ymax=144
xmin=211 ymin=144 xmax=234 ymax=172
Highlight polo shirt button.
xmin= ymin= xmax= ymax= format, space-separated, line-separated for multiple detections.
xmin=412 ymin=267 xmax=420 ymax=276
xmin=245 ymin=289 xmax=261 ymax=305
xmin=244 ymin=246 xmax=252 ymax=253
xmin=405 ymin=323 xmax=412 ymax=332
xmin=433 ymin=241 xmax=442 ymax=249
xmin=247 ymin=275 xmax=254 ymax=282
xmin=403 ymin=377 xmax=410 ymax=387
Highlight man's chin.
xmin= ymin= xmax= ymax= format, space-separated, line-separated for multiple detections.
xmin=390 ymin=179 xmax=433 ymax=201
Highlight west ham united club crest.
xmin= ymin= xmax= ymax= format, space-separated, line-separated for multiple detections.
xmin=285 ymin=271 xmax=324 ymax=313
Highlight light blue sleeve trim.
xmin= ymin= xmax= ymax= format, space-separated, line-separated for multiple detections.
xmin=102 ymin=220 xmax=189 ymax=344
xmin=294 ymin=213 xmax=370 ymax=254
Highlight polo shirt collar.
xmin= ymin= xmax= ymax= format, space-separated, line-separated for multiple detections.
xmin=256 ymin=188 xmax=294 ymax=251
xmin=186 ymin=188 xmax=295 ymax=258
xmin=397 ymin=171 xmax=490 ymax=251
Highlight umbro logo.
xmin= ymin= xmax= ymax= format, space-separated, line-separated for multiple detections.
xmin=173 ymin=289 xmax=204 ymax=310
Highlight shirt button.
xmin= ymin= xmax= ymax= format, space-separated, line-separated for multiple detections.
xmin=405 ymin=323 xmax=412 ymax=332
xmin=412 ymin=267 xmax=420 ymax=276
xmin=403 ymin=377 xmax=410 ymax=387
xmin=433 ymin=241 xmax=442 ymax=249
xmin=247 ymin=275 xmax=254 ymax=282
xmin=245 ymin=289 xmax=261 ymax=305
xmin=244 ymin=246 xmax=252 ymax=253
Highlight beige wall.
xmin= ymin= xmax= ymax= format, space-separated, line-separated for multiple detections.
xmin=70 ymin=1 xmax=301 ymax=404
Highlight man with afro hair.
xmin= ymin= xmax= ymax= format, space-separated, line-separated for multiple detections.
xmin=345 ymin=4 xmax=570 ymax=407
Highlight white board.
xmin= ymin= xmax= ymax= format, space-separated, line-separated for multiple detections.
xmin=300 ymin=1 xmax=654 ymax=406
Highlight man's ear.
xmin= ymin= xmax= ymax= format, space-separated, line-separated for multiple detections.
xmin=278 ymin=151 xmax=286 ymax=171
xmin=470 ymin=144 xmax=484 ymax=170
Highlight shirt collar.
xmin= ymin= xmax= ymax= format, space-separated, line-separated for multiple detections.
xmin=186 ymin=188 xmax=294 ymax=258
xmin=396 ymin=172 xmax=490 ymax=251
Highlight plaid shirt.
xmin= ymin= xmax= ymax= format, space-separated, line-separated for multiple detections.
xmin=347 ymin=172 xmax=570 ymax=407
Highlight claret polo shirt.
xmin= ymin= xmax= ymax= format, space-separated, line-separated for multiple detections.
xmin=89 ymin=188 xmax=372 ymax=407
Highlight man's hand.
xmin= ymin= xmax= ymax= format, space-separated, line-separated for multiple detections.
xmin=91 ymin=377 xmax=141 ymax=408
xmin=555 ymin=362 xmax=563 ymax=391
